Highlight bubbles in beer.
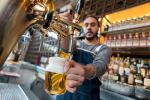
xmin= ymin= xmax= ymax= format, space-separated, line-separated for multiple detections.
xmin=44 ymin=57 xmax=67 ymax=94
xmin=45 ymin=72 xmax=66 ymax=94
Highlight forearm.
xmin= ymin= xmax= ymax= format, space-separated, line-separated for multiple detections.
xmin=84 ymin=62 xmax=107 ymax=79
xmin=84 ymin=46 xmax=111 ymax=79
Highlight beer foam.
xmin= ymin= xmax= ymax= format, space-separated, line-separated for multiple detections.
xmin=46 ymin=57 xmax=67 ymax=74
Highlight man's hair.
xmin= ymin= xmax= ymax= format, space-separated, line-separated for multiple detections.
xmin=83 ymin=15 xmax=100 ymax=27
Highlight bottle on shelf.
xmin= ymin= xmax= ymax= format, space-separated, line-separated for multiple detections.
xmin=116 ymin=34 xmax=121 ymax=47
xmin=126 ymin=33 xmax=133 ymax=47
xmin=124 ymin=58 xmax=130 ymax=83
xmin=135 ymin=73 xmax=143 ymax=86
xmin=135 ymin=60 xmax=143 ymax=86
xmin=119 ymin=61 xmax=125 ymax=83
xmin=107 ymin=35 xmax=112 ymax=47
xmin=111 ymin=35 xmax=116 ymax=47
xmin=113 ymin=57 xmax=119 ymax=81
xmin=128 ymin=71 xmax=135 ymax=85
xmin=133 ymin=32 xmax=140 ymax=47
xmin=140 ymin=60 xmax=146 ymax=78
xmin=144 ymin=61 xmax=150 ymax=88
xmin=121 ymin=34 xmax=127 ymax=47
xmin=140 ymin=32 xmax=147 ymax=47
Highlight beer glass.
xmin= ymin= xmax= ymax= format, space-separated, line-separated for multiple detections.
xmin=44 ymin=57 xmax=67 ymax=94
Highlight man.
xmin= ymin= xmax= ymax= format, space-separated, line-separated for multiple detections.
xmin=56 ymin=16 xmax=112 ymax=100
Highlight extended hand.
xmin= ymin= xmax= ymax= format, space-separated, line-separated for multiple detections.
xmin=64 ymin=61 xmax=85 ymax=93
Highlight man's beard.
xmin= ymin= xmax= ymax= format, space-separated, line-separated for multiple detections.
xmin=85 ymin=32 xmax=98 ymax=40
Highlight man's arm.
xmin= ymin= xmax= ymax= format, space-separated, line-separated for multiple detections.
xmin=65 ymin=45 xmax=112 ymax=93
xmin=84 ymin=45 xmax=112 ymax=79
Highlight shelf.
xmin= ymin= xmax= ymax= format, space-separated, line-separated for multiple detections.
xmin=101 ymin=24 xmax=150 ymax=35
xmin=111 ymin=46 xmax=150 ymax=58
xmin=101 ymin=80 xmax=150 ymax=100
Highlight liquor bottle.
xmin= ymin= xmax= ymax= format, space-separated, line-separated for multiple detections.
xmin=135 ymin=73 xmax=143 ymax=86
xmin=116 ymin=34 xmax=121 ymax=47
xmin=119 ymin=61 xmax=125 ymax=83
xmin=140 ymin=60 xmax=146 ymax=78
xmin=135 ymin=60 xmax=143 ymax=86
xmin=133 ymin=32 xmax=140 ymax=47
xmin=140 ymin=32 xmax=147 ymax=47
xmin=113 ymin=57 xmax=119 ymax=81
xmin=124 ymin=58 xmax=130 ymax=83
xmin=144 ymin=67 xmax=150 ymax=88
xmin=111 ymin=35 xmax=116 ymax=47
xmin=121 ymin=34 xmax=127 ymax=47
xmin=107 ymin=35 xmax=112 ymax=47
xmin=128 ymin=71 xmax=134 ymax=85
xmin=126 ymin=33 xmax=133 ymax=47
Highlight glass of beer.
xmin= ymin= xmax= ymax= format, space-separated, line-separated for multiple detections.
xmin=44 ymin=57 xmax=67 ymax=94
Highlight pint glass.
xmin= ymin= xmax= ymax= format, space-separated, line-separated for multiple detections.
xmin=44 ymin=57 xmax=67 ymax=94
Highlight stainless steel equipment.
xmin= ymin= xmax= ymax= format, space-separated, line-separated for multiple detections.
xmin=0 ymin=0 xmax=41 ymax=68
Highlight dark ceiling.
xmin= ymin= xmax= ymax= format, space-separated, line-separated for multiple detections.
xmin=82 ymin=0 xmax=150 ymax=17
xmin=54 ymin=0 xmax=150 ymax=20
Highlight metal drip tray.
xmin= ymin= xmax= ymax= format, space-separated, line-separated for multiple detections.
xmin=0 ymin=83 xmax=29 ymax=100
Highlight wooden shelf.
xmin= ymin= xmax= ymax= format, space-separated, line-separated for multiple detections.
xmin=111 ymin=46 xmax=150 ymax=58
xmin=101 ymin=24 xmax=150 ymax=35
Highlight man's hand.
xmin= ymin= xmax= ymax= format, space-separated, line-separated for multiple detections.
xmin=64 ymin=61 xmax=85 ymax=93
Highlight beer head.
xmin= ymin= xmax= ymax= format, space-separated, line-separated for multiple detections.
xmin=46 ymin=57 xmax=67 ymax=74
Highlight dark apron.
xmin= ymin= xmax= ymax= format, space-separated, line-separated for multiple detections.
xmin=56 ymin=49 xmax=101 ymax=100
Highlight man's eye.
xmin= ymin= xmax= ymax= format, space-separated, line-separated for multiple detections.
xmin=91 ymin=23 xmax=96 ymax=26
xmin=85 ymin=23 xmax=88 ymax=27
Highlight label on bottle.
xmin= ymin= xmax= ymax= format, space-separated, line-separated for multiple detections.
xmin=107 ymin=36 xmax=112 ymax=47
xmin=124 ymin=68 xmax=130 ymax=76
xmin=133 ymin=39 xmax=140 ymax=46
xmin=111 ymin=40 xmax=116 ymax=47
xmin=128 ymin=73 xmax=134 ymax=85
xmin=122 ymin=40 xmax=127 ymax=47
xmin=144 ymin=78 xmax=150 ymax=86
xmin=112 ymin=36 xmax=116 ymax=47
xmin=135 ymin=79 xmax=143 ymax=84
xmin=113 ymin=75 xmax=119 ymax=81
xmin=119 ymin=67 xmax=124 ymax=76
xmin=116 ymin=40 xmax=121 ymax=47
xmin=127 ymin=34 xmax=133 ymax=46
xmin=133 ymin=33 xmax=140 ymax=46
xmin=140 ymin=38 xmax=147 ymax=46
xmin=121 ymin=34 xmax=127 ymax=47
xmin=116 ymin=35 xmax=121 ymax=47
xmin=141 ymin=68 xmax=146 ymax=77
xmin=127 ymin=40 xmax=133 ymax=46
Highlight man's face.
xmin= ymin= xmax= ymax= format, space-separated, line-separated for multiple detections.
xmin=83 ymin=17 xmax=99 ymax=40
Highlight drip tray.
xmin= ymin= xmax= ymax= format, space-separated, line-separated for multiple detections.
xmin=0 ymin=83 xmax=29 ymax=100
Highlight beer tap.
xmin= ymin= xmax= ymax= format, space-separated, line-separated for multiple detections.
xmin=43 ymin=11 xmax=53 ymax=29
xmin=43 ymin=0 xmax=55 ymax=29
xmin=73 ymin=0 xmax=85 ymax=23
